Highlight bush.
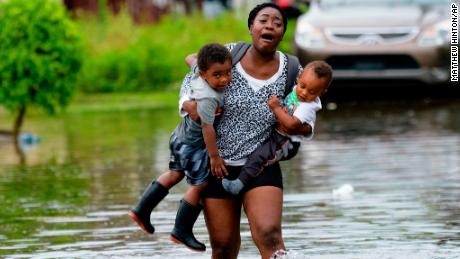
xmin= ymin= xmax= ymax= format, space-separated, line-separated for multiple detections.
xmin=78 ymin=37 xmax=175 ymax=92
xmin=75 ymin=9 xmax=297 ymax=93
xmin=76 ymin=11 xmax=251 ymax=93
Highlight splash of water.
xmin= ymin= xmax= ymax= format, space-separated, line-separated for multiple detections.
xmin=270 ymin=249 xmax=309 ymax=259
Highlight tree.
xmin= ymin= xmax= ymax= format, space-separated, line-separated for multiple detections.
xmin=0 ymin=0 xmax=83 ymax=147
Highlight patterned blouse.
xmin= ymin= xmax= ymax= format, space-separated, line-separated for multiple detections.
xmin=179 ymin=43 xmax=302 ymax=162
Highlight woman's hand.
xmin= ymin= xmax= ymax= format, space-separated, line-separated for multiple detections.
xmin=268 ymin=95 xmax=281 ymax=110
xmin=210 ymin=155 xmax=228 ymax=178
xmin=182 ymin=100 xmax=200 ymax=122
xmin=185 ymin=53 xmax=198 ymax=68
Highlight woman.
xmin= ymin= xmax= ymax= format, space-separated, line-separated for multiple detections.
xmin=181 ymin=3 xmax=309 ymax=258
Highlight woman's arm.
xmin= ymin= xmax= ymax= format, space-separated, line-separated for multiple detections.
xmin=178 ymin=66 xmax=200 ymax=120
xmin=182 ymin=100 xmax=199 ymax=122
xmin=185 ymin=53 xmax=197 ymax=68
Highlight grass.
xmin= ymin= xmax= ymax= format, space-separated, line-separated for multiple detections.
xmin=74 ymin=8 xmax=299 ymax=93
xmin=67 ymin=90 xmax=179 ymax=113
xmin=0 ymin=90 xmax=181 ymax=130
xmin=0 ymin=90 xmax=181 ymax=136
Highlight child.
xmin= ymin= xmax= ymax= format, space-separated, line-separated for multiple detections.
xmin=129 ymin=43 xmax=231 ymax=252
xmin=222 ymin=60 xmax=333 ymax=195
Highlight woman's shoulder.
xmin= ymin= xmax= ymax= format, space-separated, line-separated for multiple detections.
xmin=280 ymin=52 xmax=303 ymax=80
xmin=224 ymin=42 xmax=253 ymax=54
xmin=224 ymin=42 xmax=237 ymax=52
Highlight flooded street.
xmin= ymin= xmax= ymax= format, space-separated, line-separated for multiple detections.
xmin=1 ymin=90 xmax=459 ymax=258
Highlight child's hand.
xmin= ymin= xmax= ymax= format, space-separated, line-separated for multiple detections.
xmin=268 ymin=95 xmax=280 ymax=109
xmin=210 ymin=155 xmax=228 ymax=178
xmin=215 ymin=107 xmax=223 ymax=117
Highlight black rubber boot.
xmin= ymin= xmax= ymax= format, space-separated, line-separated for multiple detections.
xmin=128 ymin=181 xmax=168 ymax=234
xmin=169 ymin=199 xmax=206 ymax=252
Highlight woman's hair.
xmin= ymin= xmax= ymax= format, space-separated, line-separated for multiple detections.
xmin=248 ymin=3 xmax=287 ymax=33
xmin=197 ymin=43 xmax=232 ymax=72
xmin=305 ymin=61 xmax=333 ymax=86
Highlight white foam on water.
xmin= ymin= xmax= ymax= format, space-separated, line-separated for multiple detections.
xmin=270 ymin=250 xmax=309 ymax=259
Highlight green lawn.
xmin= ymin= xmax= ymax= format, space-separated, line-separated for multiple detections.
xmin=0 ymin=90 xmax=181 ymax=132
xmin=67 ymin=90 xmax=179 ymax=113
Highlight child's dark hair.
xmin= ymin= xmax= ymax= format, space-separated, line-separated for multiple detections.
xmin=248 ymin=3 xmax=287 ymax=33
xmin=197 ymin=43 xmax=232 ymax=72
xmin=305 ymin=61 xmax=333 ymax=86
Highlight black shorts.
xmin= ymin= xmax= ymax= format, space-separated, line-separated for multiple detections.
xmin=202 ymin=162 xmax=283 ymax=199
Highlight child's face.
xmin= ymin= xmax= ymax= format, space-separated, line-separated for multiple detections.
xmin=296 ymin=69 xmax=329 ymax=102
xmin=200 ymin=59 xmax=232 ymax=92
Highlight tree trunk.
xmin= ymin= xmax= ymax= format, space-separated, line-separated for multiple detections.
xmin=13 ymin=106 xmax=26 ymax=164
xmin=13 ymin=106 xmax=26 ymax=157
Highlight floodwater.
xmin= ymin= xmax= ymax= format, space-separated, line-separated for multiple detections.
xmin=0 ymin=90 xmax=459 ymax=259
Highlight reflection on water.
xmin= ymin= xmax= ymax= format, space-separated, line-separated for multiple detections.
xmin=0 ymin=98 xmax=459 ymax=258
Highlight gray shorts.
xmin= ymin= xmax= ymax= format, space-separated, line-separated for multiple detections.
xmin=168 ymin=132 xmax=209 ymax=185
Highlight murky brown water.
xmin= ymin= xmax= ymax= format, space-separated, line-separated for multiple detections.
xmin=1 ymin=94 xmax=459 ymax=258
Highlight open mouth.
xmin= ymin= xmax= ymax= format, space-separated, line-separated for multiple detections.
xmin=261 ymin=33 xmax=274 ymax=42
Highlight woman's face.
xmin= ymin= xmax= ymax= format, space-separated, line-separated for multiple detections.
xmin=250 ymin=7 xmax=284 ymax=54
